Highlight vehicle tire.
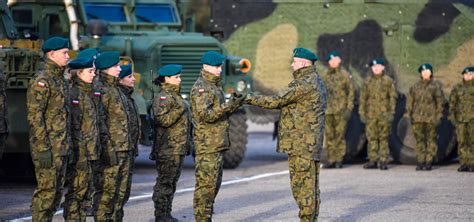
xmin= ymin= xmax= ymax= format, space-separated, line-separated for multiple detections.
xmin=223 ymin=110 xmax=248 ymax=169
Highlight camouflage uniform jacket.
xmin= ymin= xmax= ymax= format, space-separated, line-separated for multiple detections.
xmin=94 ymin=73 xmax=130 ymax=153
xmin=449 ymin=79 xmax=474 ymax=123
xmin=70 ymin=78 xmax=100 ymax=161
xmin=120 ymin=85 xmax=141 ymax=154
xmin=246 ymin=66 xmax=325 ymax=160
xmin=406 ymin=79 xmax=445 ymax=123
xmin=359 ymin=73 xmax=397 ymax=120
xmin=0 ymin=71 xmax=8 ymax=133
xmin=152 ymin=83 xmax=191 ymax=156
xmin=27 ymin=59 xmax=70 ymax=156
xmin=190 ymin=70 xmax=240 ymax=155
xmin=320 ymin=67 xmax=354 ymax=115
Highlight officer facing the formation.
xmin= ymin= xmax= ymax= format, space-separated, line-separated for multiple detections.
xmin=150 ymin=64 xmax=192 ymax=222
xmin=321 ymin=51 xmax=354 ymax=169
xmin=245 ymin=47 xmax=326 ymax=222
xmin=27 ymin=37 xmax=70 ymax=221
xmin=359 ymin=58 xmax=397 ymax=170
xmin=117 ymin=64 xmax=141 ymax=216
xmin=62 ymin=57 xmax=99 ymax=221
xmin=190 ymin=51 xmax=244 ymax=221
xmin=449 ymin=66 xmax=474 ymax=172
xmin=405 ymin=64 xmax=445 ymax=171
xmin=0 ymin=63 xmax=8 ymax=161
xmin=93 ymin=51 xmax=131 ymax=221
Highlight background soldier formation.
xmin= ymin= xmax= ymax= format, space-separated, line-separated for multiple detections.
xmin=21 ymin=35 xmax=473 ymax=222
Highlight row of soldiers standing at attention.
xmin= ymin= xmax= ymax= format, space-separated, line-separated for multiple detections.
xmin=321 ymin=50 xmax=474 ymax=172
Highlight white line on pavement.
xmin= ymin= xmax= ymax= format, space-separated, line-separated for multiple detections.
xmin=11 ymin=170 xmax=289 ymax=221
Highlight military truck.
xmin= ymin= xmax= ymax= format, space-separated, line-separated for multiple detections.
xmin=206 ymin=0 xmax=474 ymax=164
xmin=2 ymin=0 xmax=253 ymax=172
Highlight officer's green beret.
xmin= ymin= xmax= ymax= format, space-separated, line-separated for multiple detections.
xmin=418 ymin=63 xmax=433 ymax=73
xmin=326 ymin=50 xmax=341 ymax=62
xmin=77 ymin=48 xmax=101 ymax=60
xmin=158 ymin=64 xmax=182 ymax=77
xmin=68 ymin=57 xmax=94 ymax=70
xmin=369 ymin=58 xmax=385 ymax=66
xmin=462 ymin=66 xmax=474 ymax=75
xmin=42 ymin=37 xmax=69 ymax=53
xmin=201 ymin=51 xmax=225 ymax=66
xmin=293 ymin=47 xmax=318 ymax=62
xmin=119 ymin=65 xmax=133 ymax=79
xmin=95 ymin=51 xmax=120 ymax=70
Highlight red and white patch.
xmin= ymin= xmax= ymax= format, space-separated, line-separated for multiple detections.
xmin=37 ymin=81 xmax=46 ymax=88
xmin=198 ymin=88 xmax=205 ymax=93
xmin=160 ymin=96 xmax=167 ymax=100
xmin=72 ymin=99 xmax=80 ymax=105
xmin=94 ymin=91 xmax=101 ymax=97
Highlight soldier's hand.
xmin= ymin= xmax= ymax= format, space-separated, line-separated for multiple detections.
xmin=37 ymin=150 xmax=53 ymax=169
xmin=149 ymin=152 xmax=156 ymax=161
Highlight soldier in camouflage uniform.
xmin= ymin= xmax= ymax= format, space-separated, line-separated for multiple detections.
xmin=92 ymin=51 xmax=132 ymax=221
xmin=150 ymin=64 xmax=191 ymax=222
xmin=359 ymin=58 xmax=397 ymax=170
xmin=405 ymin=64 xmax=445 ymax=171
xmin=245 ymin=48 xmax=326 ymax=222
xmin=117 ymin=64 xmax=141 ymax=216
xmin=190 ymin=51 xmax=244 ymax=222
xmin=320 ymin=51 xmax=354 ymax=169
xmin=62 ymin=57 xmax=100 ymax=221
xmin=26 ymin=37 xmax=70 ymax=221
xmin=0 ymin=65 xmax=8 ymax=161
xmin=449 ymin=66 xmax=474 ymax=172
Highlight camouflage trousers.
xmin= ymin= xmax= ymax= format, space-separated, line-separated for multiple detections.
xmin=152 ymin=154 xmax=185 ymax=217
xmin=193 ymin=151 xmax=223 ymax=222
xmin=288 ymin=155 xmax=320 ymax=222
xmin=31 ymin=155 xmax=68 ymax=222
xmin=95 ymin=151 xmax=134 ymax=222
xmin=366 ymin=118 xmax=391 ymax=162
xmin=324 ymin=114 xmax=348 ymax=163
xmin=456 ymin=121 xmax=474 ymax=165
xmin=412 ymin=122 xmax=438 ymax=164
xmin=63 ymin=160 xmax=91 ymax=222
xmin=0 ymin=133 xmax=7 ymax=160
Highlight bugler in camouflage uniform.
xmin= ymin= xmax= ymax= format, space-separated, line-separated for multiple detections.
xmin=320 ymin=51 xmax=354 ymax=168
xmin=245 ymin=48 xmax=326 ymax=222
xmin=405 ymin=64 xmax=445 ymax=171
xmin=191 ymin=51 xmax=244 ymax=222
xmin=150 ymin=64 xmax=191 ymax=222
xmin=449 ymin=66 xmax=474 ymax=172
xmin=27 ymin=37 xmax=70 ymax=221
xmin=359 ymin=58 xmax=397 ymax=170
xmin=62 ymin=57 xmax=100 ymax=221
xmin=0 ymin=65 xmax=8 ymax=160
xmin=92 ymin=51 xmax=132 ymax=221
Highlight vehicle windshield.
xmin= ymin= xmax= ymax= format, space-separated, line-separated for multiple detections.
xmin=135 ymin=4 xmax=178 ymax=23
xmin=84 ymin=3 xmax=127 ymax=22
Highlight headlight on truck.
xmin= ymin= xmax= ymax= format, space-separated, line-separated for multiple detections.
xmin=236 ymin=80 xmax=246 ymax=92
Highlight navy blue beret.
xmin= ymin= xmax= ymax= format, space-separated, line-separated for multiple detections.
xmin=77 ymin=48 xmax=101 ymax=60
xmin=42 ymin=37 xmax=69 ymax=53
xmin=418 ymin=63 xmax=433 ymax=73
xmin=369 ymin=58 xmax=385 ymax=66
xmin=326 ymin=50 xmax=341 ymax=62
xmin=158 ymin=64 xmax=182 ymax=77
xmin=95 ymin=51 xmax=120 ymax=70
xmin=293 ymin=47 xmax=318 ymax=62
xmin=201 ymin=51 xmax=225 ymax=66
xmin=68 ymin=57 xmax=94 ymax=70
xmin=119 ymin=65 xmax=133 ymax=79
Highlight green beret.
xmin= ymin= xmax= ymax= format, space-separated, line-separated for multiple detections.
xmin=95 ymin=51 xmax=120 ymax=70
xmin=293 ymin=47 xmax=318 ymax=62
xmin=118 ymin=65 xmax=133 ymax=79
xmin=201 ymin=51 xmax=225 ymax=66
xmin=158 ymin=64 xmax=182 ymax=77
xmin=462 ymin=66 xmax=474 ymax=75
xmin=369 ymin=58 xmax=385 ymax=66
xmin=42 ymin=37 xmax=69 ymax=53
xmin=68 ymin=57 xmax=94 ymax=70
xmin=326 ymin=50 xmax=341 ymax=62
xmin=77 ymin=48 xmax=101 ymax=60
xmin=418 ymin=63 xmax=433 ymax=73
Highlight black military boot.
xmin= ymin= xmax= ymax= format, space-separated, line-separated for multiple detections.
xmin=416 ymin=163 xmax=424 ymax=171
xmin=335 ymin=161 xmax=343 ymax=169
xmin=323 ymin=162 xmax=336 ymax=169
xmin=379 ymin=162 xmax=388 ymax=170
xmin=457 ymin=164 xmax=469 ymax=172
xmin=363 ymin=161 xmax=377 ymax=169
xmin=424 ymin=163 xmax=432 ymax=171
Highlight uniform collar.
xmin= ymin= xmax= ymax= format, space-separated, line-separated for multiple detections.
xmin=372 ymin=72 xmax=385 ymax=79
xmin=293 ymin=66 xmax=314 ymax=79
xmin=201 ymin=69 xmax=221 ymax=86
xmin=328 ymin=67 xmax=340 ymax=74
xmin=120 ymin=85 xmax=134 ymax=95
xmin=45 ymin=59 xmax=65 ymax=78
xmin=161 ymin=82 xmax=180 ymax=93
xmin=100 ymin=72 xmax=119 ymax=87
xmin=75 ymin=78 xmax=92 ymax=93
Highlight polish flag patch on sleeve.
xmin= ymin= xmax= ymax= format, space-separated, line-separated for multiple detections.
xmin=94 ymin=91 xmax=101 ymax=97
xmin=37 ymin=81 xmax=46 ymax=88
xmin=160 ymin=96 xmax=167 ymax=100
xmin=198 ymin=88 xmax=205 ymax=93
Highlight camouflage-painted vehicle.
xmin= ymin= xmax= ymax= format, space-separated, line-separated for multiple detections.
xmin=206 ymin=0 xmax=474 ymax=164
xmin=1 ymin=0 xmax=253 ymax=172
